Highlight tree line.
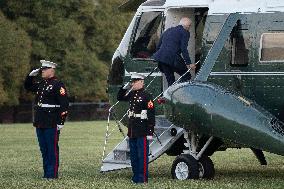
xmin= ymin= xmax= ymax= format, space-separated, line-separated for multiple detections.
xmin=0 ymin=0 xmax=132 ymax=106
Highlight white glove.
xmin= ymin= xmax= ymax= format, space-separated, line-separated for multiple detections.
xmin=57 ymin=125 xmax=64 ymax=130
xmin=29 ymin=69 xmax=40 ymax=76
xmin=146 ymin=136 xmax=153 ymax=140
xmin=122 ymin=82 xmax=131 ymax=89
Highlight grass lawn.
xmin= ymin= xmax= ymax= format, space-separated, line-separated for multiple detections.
xmin=0 ymin=121 xmax=283 ymax=189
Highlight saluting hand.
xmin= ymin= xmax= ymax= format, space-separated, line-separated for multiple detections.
xmin=29 ymin=68 xmax=40 ymax=76
xmin=122 ymin=82 xmax=131 ymax=89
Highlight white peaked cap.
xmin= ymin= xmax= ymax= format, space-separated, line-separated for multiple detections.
xmin=130 ymin=72 xmax=145 ymax=80
xmin=40 ymin=60 xmax=57 ymax=68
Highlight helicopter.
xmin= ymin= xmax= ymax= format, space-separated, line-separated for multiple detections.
xmin=102 ymin=0 xmax=284 ymax=180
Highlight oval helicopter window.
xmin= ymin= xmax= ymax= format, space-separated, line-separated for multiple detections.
xmin=260 ymin=33 xmax=284 ymax=62
xmin=130 ymin=12 xmax=163 ymax=58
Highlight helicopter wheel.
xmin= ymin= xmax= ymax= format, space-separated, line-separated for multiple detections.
xmin=171 ymin=154 xmax=199 ymax=180
xmin=198 ymin=156 xmax=215 ymax=179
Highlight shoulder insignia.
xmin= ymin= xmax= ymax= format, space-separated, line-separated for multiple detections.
xmin=148 ymin=100 xmax=154 ymax=109
xmin=60 ymin=87 xmax=66 ymax=96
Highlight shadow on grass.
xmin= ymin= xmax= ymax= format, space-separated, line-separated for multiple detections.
xmin=216 ymin=167 xmax=284 ymax=180
xmin=95 ymin=165 xmax=284 ymax=182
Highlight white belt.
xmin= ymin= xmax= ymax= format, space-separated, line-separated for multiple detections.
xmin=128 ymin=111 xmax=139 ymax=117
xmin=38 ymin=103 xmax=60 ymax=108
xmin=128 ymin=110 xmax=147 ymax=119
xmin=133 ymin=114 xmax=142 ymax=118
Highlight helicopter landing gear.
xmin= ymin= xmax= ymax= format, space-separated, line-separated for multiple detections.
xmin=171 ymin=131 xmax=215 ymax=180
xmin=171 ymin=154 xmax=199 ymax=180
xmin=198 ymin=156 xmax=215 ymax=179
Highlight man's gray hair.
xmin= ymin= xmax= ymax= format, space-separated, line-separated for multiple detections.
xmin=179 ymin=17 xmax=192 ymax=27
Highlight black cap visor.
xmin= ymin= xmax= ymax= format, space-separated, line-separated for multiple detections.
xmin=40 ymin=66 xmax=52 ymax=70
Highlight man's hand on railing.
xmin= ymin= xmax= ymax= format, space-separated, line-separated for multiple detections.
xmin=187 ymin=63 xmax=196 ymax=70
xmin=57 ymin=124 xmax=64 ymax=130
xmin=146 ymin=135 xmax=153 ymax=140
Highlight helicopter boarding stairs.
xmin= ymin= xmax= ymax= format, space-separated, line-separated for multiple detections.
xmin=101 ymin=12 xmax=242 ymax=172
xmin=100 ymin=60 xmax=190 ymax=172
xmin=100 ymin=116 xmax=184 ymax=172
xmin=100 ymin=54 xmax=194 ymax=172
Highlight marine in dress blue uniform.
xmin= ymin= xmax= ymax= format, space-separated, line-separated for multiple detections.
xmin=117 ymin=73 xmax=155 ymax=184
xmin=153 ymin=17 xmax=196 ymax=86
xmin=24 ymin=60 xmax=69 ymax=179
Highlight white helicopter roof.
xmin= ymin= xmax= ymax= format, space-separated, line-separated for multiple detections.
xmin=140 ymin=0 xmax=284 ymax=14
xmin=114 ymin=0 xmax=284 ymax=59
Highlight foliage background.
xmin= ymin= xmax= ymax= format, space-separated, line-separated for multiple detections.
xmin=0 ymin=0 xmax=133 ymax=104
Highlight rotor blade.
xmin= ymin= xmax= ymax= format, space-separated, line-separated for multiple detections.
xmin=118 ymin=0 xmax=146 ymax=12
xmin=251 ymin=148 xmax=267 ymax=165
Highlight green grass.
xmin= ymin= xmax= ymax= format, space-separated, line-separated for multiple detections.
xmin=0 ymin=121 xmax=283 ymax=189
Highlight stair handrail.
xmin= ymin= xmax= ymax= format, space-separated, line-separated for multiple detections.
xmin=107 ymin=66 xmax=159 ymax=132
xmin=154 ymin=61 xmax=199 ymax=101
xmin=107 ymin=66 xmax=159 ymax=134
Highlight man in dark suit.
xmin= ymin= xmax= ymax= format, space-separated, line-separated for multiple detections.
xmin=153 ymin=17 xmax=196 ymax=86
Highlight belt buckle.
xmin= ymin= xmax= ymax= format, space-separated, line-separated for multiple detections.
xmin=128 ymin=111 xmax=134 ymax=118
xmin=141 ymin=110 xmax=147 ymax=119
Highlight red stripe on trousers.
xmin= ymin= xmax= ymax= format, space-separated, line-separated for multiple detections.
xmin=54 ymin=128 xmax=58 ymax=177
xmin=143 ymin=137 xmax=147 ymax=182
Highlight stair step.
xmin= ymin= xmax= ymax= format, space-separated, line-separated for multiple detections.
xmin=114 ymin=149 xmax=130 ymax=161
xmin=155 ymin=116 xmax=173 ymax=128
xmin=114 ymin=149 xmax=130 ymax=152
xmin=154 ymin=126 xmax=168 ymax=130
xmin=103 ymin=160 xmax=131 ymax=165
xmin=154 ymin=126 xmax=168 ymax=136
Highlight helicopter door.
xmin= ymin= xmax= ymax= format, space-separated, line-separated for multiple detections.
xmin=124 ymin=11 xmax=164 ymax=114
xmin=228 ymin=19 xmax=251 ymax=95
xmin=222 ymin=20 xmax=251 ymax=97
xmin=161 ymin=8 xmax=196 ymax=90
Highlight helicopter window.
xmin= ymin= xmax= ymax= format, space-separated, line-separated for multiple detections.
xmin=108 ymin=55 xmax=124 ymax=85
xmin=260 ymin=33 xmax=284 ymax=62
xmin=230 ymin=21 xmax=248 ymax=66
xmin=130 ymin=12 xmax=163 ymax=58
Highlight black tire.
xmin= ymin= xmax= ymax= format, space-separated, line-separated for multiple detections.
xmin=171 ymin=154 xmax=199 ymax=180
xmin=198 ymin=156 xmax=215 ymax=179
